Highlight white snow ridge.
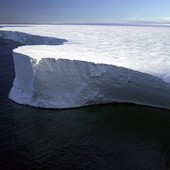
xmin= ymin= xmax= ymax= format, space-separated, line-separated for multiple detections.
xmin=0 ymin=25 xmax=170 ymax=109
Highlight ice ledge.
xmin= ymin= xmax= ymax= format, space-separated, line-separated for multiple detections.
xmin=0 ymin=30 xmax=67 ymax=45
xmin=9 ymin=51 xmax=170 ymax=109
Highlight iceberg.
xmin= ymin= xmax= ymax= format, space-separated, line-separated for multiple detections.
xmin=0 ymin=26 xmax=170 ymax=109
xmin=9 ymin=45 xmax=170 ymax=109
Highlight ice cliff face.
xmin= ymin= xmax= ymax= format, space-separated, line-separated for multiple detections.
xmin=0 ymin=26 xmax=170 ymax=109
xmin=9 ymin=45 xmax=170 ymax=109
xmin=0 ymin=30 xmax=67 ymax=45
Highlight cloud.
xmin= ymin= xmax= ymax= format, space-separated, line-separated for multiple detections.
xmin=89 ymin=17 xmax=170 ymax=26
xmin=120 ymin=17 xmax=170 ymax=24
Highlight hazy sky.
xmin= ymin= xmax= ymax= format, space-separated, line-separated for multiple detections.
xmin=0 ymin=0 xmax=170 ymax=23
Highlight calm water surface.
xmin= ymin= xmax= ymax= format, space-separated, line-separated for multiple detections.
xmin=1 ymin=38 xmax=170 ymax=170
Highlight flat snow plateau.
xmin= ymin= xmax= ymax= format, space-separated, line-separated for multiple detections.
xmin=0 ymin=25 xmax=170 ymax=109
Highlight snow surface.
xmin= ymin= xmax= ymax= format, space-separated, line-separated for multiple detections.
xmin=0 ymin=25 xmax=170 ymax=109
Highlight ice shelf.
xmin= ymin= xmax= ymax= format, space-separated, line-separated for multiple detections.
xmin=0 ymin=27 xmax=170 ymax=109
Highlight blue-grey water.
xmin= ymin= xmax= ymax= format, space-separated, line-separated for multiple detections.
xmin=1 ymin=38 xmax=170 ymax=170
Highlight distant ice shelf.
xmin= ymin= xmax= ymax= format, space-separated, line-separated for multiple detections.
xmin=0 ymin=27 xmax=170 ymax=109
xmin=0 ymin=30 xmax=67 ymax=45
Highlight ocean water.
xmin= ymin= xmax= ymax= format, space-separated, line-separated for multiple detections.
xmin=1 ymin=37 xmax=170 ymax=170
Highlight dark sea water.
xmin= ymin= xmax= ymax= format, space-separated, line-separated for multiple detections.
xmin=1 ymin=38 xmax=170 ymax=170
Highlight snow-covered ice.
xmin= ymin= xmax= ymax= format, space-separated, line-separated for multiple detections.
xmin=0 ymin=25 xmax=170 ymax=109
xmin=0 ymin=30 xmax=67 ymax=45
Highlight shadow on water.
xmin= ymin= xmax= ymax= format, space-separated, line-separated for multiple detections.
xmin=1 ymin=38 xmax=170 ymax=169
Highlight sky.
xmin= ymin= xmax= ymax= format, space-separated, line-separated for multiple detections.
xmin=0 ymin=0 xmax=170 ymax=24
